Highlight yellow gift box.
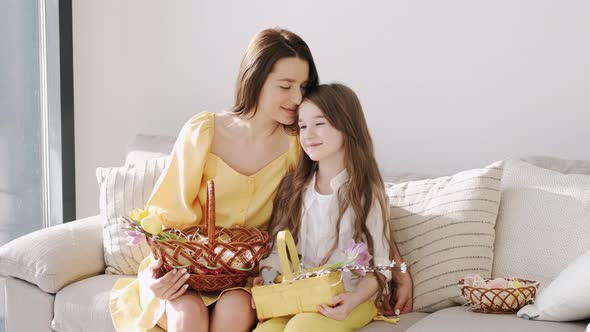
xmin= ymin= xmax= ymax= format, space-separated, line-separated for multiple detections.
xmin=251 ymin=230 xmax=345 ymax=320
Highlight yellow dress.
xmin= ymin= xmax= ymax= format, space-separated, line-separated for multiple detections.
xmin=110 ymin=112 xmax=299 ymax=332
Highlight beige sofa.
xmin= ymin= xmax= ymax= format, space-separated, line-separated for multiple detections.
xmin=1 ymin=135 xmax=589 ymax=332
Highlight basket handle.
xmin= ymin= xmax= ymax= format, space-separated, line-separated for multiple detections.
xmin=206 ymin=180 xmax=215 ymax=247
xmin=277 ymin=230 xmax=300 ymax=281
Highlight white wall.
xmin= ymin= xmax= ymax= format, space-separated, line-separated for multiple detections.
xmin=73 ymin=0 xmax=590 ymax=218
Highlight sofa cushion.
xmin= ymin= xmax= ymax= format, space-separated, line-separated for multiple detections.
xmin=405 ymin=306 xmax=589 ymax=332
xmin=0 ymin=215 xmax=105 ymax=294
xmin=492 ymin=160 xmax=590 ymax=290
xmin=386 ymin=161 xmax=503 ymax=313
xmin=382 ymin=172 xmax=437 ymax=184
xmin=522 ymin=156 xmax=590 ymax=175
xmin=517 ymin=247 xmax=590 ymax=322
xmin=97 ymin=157 xmax=169 ymax=275
xmin=52 ymin=274 xmax=126 ymax=332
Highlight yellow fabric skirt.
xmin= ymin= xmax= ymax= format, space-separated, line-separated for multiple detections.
xmin=253 ymin=299 xmax=399 ymax=332
xmin=110 ymin=256 xmax=252 ymax=332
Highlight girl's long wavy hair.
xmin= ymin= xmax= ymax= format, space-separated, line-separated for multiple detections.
xmin=267 ymin=83 xmax=391 ymax=307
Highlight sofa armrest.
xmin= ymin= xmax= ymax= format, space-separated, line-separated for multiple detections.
xmin=3 ymin=277 xmax=55 ymax=332
xmin=0 ymin=215 xmax=106 ymax=294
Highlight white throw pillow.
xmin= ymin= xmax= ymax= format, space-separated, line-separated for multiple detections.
xmin=96 ymin=157 xmax=168 ymax=275
xmin=517 ymin=248 xmax=590 ymax=321
xmin=492 ymin=160 xmax=590 ymax=289
xmin=387 ymin=161 xmax=503 ymax=312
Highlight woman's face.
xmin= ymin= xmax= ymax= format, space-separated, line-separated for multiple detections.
xmin=256 ymin=56 xmax=309 ymax=125
xmin=297 ymin=100 xmax=345 ymax=164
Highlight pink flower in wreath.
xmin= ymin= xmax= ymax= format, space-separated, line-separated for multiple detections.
xmin=345 ymin=239 xmax=373 ymax=266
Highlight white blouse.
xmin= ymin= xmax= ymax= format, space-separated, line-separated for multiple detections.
xmin=260 ymin=170 xmax=392 ymax=291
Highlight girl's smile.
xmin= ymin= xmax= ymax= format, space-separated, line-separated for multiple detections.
xmin=298 ymin=100 xmax=344 ymax=164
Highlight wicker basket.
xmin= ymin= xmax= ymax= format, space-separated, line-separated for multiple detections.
xmin=458 ymin=278 xmax=539 ymax=314
xmin=146 ymin=180 xmax=269 ymax=292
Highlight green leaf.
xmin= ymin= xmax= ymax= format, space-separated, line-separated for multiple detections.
xmin=204 ymin=264 xmax=222 ymax=270
xmin=170 ymin=264 xmax=190 ymax=269
xmin=232 ymin=266 xmax=254 ymax=272
xmin=323 ymin=258 xmax=355 ymax=271
xmin=166 ymin=232 xmax=186 ymax=241
xmin=156 ymin=232 xmax=186 ymax=241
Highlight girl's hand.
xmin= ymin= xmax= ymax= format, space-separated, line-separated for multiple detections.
xmin=392 ymin=271 xmax=413 ymax=315
xmin=138 ymin=257 xmax=190 ymax=301
xmin=318 ymin=293 xmax=357 ymax=320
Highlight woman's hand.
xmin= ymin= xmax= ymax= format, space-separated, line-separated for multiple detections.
xmin=138 ymin=257 xmax=190 ymax=301
xmin=250 ymin=276 xmax=267 ymax=323
xmin=318 ymin=293 xmax=359 ymax=320
xmin=391 ymin=271 xmax=413 ymax=315
xmin=250 ymin=277 xmax=264 ymax=309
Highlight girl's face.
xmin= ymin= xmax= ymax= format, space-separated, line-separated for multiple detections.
xmin=298 ymin=100 xmax=345 ymax=164
xmin=256 ymin=57 xmax=309 ymax=125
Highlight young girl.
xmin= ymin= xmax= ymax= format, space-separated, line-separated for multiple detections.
xmin=110 ymin=28 xmax=318 ymax=332
xmin=254 ymin=83 xmax=413 ymax=332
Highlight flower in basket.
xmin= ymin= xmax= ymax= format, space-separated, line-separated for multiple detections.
xmin=127 ymin=230 xmax=145 ymax=245
xmin=123 ymin=208 xmax=185 ymax=243
xmin=462 ymin=274 xmax=527 ymax=290
xmin=129 ymin=207 xmax=149 ymax=224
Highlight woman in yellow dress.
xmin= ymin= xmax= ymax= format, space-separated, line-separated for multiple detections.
xmin=110 ymin=27 xmax=318 ymax=332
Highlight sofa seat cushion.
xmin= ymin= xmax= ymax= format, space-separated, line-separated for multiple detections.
xmin=405 ymin=306 xmax=589 ymax=332
xmin=50 ymin=273 xmax=426 ymax=332
xmin=52 ymin=274 xmax=127 ymax=332
xmin=359 ymin=312 xmax=429 ymax=332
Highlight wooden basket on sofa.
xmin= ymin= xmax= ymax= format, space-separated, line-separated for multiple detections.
xmin=458 ymin=278 xmax=539 ymax=314
xmin=145 ymin=180 xmax=269 ymax=292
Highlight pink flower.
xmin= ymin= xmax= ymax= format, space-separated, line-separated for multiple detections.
xmin=323 ymin=239 xmax=374 ymax=275
xmin=127 ymin=230 xmax=145 ymax=245
xmin=488 ymin=277 xmax=509 ymax=289
xmin=345 ymin=239 xmax=373 ymax=266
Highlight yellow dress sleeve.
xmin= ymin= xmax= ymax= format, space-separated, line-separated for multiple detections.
xmin=145 ymin=112 xmax=213 ymax=229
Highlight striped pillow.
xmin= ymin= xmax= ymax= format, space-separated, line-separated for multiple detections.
xmin=96 ymin=157 xmax=168 ymax=275
xmin=386 ymin=161 xmax=503 ymax=312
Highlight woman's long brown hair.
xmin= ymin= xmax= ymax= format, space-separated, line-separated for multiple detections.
xmin=231 ymin=28 xmax=318 ymax=133
xmin=267 ymin=83 xmax=391 ymax=306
